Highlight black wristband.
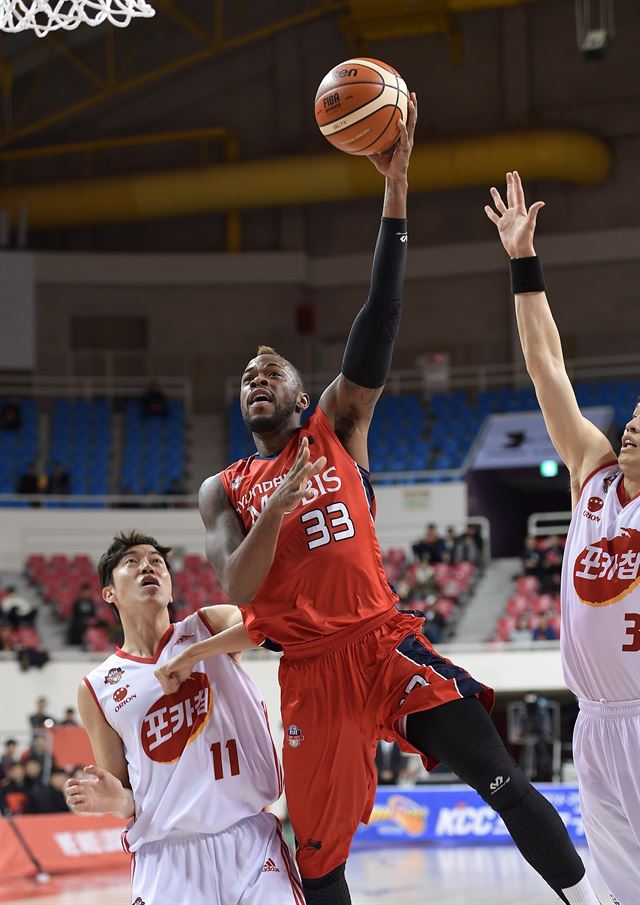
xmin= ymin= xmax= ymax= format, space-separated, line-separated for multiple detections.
xmin=509 ymin=256 xmax=546 ymax=295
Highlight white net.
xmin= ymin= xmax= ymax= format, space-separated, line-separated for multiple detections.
xmin=1 ymin=0 xmax=155 ymax=37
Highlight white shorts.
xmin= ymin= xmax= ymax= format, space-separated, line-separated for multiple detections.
xmin=130 ymin=811 xmax=304 ymax=905
xmin=574 ymin=699 xmax=640 ymax=905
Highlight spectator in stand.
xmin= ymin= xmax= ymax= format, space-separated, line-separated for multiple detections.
xmin=539 ymin=536 xmax=564 ymax=594
xmin=511 ymin=615 xmax=532 ymax=644
xmin=0 ymin=739 xmax=18 ymax=780
xmin=16 ymin=644 xmax=50 ymax=672
xmin=61 ymin=707 xmax=79 ymax=727
xmin=28 ymin=696 xmax=55 ymax=733
xmin=67 ymin=582 xmax=96 ymax=645
xmin=0 ymin=626 xmax=12 ymax=649
xmin=16 ymin=461 xmax=48 ymax=506
xmin=140 ymin=381 xmax=169 ymax=418
xmin=1 ymin=585 xmax=37 ymax=629
xmin=442 ymin=527 xmax=458 ymax=563
xmin=0 ymin=762 xmax=29 ymax=815
xmin=21 ymin=734 xmax=54 ymax=775
xmin=532 ymin=613 xmax=557 ymax=642
xmin=455 ymin=525 xmax=483 ymax=565
xmin=0 ymin=397 xmax=22 ymax=431
xmin=521 ymin=535 xmax=542 ymax=579
xmin=23 ymin=758 xmax=43 ymax=793
xmin=49 ymin=462 xmax=70 ymax=495
xmin=412 ymin=524 xmax=445 ymax=563
xmin=375 ymin=740 xmax=406 ymax=785
xmin=28 ymin=768 xmax=70 ymax=814
xmin=422 ymin=601 xmax=447 ymax=645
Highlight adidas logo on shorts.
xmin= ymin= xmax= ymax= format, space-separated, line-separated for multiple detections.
xmin=262 ymin=858 xmax=280 ymax=872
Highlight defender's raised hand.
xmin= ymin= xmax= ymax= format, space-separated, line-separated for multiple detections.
xmin=484 ymin=171 xmax=545 ymax=259
xmin=269 ymin=436 xmax=327 ymax=515
xmin=368 ymin=92 xmax=417 ymax=179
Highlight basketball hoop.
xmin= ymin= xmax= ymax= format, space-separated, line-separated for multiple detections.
xmin=1 ymin=0 xmax=155 ymax=38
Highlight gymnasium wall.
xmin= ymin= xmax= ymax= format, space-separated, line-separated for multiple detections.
xmin=0 ymin=483 xmax=468 ymax=569
xmin=28 ymin=233 xmax=640 ymax=411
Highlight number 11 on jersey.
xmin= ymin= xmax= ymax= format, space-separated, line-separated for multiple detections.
xmin=210 ymin=739 xmax=240 ymax=780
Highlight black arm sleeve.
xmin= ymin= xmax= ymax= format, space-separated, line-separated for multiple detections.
xmin=341 ymin=216 xmax=408 ymax=389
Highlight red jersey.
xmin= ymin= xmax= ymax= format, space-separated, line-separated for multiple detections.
xmin=219 ymin=406 xmax=398 ymax=652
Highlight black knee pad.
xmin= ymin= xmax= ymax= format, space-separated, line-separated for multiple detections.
xmin=302 ymin=863 xmax=351 ymax=905
xmin=456 ymin=743 xmax=531 ymax=812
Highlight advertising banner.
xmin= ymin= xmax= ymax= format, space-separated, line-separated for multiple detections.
xmin=0 ymin=818 xmax=36 ymax=880
xmin=470 ymin=408 xmax=611 ymax=470
xmin=51 ymin=726 xmax=94 ymax=770
xmin=353 ymin=784 xmax=583 ymax=846
xmin=12 ymin=813 xmax=128 ymax=874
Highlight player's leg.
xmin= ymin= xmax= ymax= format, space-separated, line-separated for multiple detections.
xmin=279 ymin=653 xmax=376 ymax=905
xmin=405 ymin=698 xmax=600 ymax=905
xmin=372 ymin=621 xmax=599 ymax=905
xmin=573 ymin=703 xmax=640 ymax=905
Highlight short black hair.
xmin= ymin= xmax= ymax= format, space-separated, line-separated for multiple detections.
xmin=98 ymin=531 xmax=172 ymax=589
xmin=98 ymin=531 xmax=172 ymax=623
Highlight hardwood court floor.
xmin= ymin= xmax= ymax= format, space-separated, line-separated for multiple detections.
xmin=2 ymin=844 xmax=608 ymax=905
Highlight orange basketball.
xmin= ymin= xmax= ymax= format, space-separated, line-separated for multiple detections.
xmin=314 ymin=58 xmax=408 ymax=156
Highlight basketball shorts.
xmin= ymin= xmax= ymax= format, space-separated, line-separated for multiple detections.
xmin=573 ymin=698 xmax=640 ymax=905
xmin=280 ymin=608 xmax=494 ymax=879
xmin=130 ymin=811 xmax=304 ymax=905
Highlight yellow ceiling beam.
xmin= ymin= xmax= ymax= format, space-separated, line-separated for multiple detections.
xmin=0 ymin=129 xmax=611 ymax=229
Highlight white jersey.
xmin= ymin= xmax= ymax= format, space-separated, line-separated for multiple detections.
xmin=561 ymin=461 xmax=640 ymax=702
xmin=84 ymin=611 xmax=283 ymax=852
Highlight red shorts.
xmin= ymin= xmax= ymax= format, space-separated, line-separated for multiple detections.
xmin=279 ymin=608 xmax=494 ymax=879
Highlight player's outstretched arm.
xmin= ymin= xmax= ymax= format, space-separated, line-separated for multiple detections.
xmin=155 ymin=614 xmax=257 ymax=695
xmin=485 ymin=171 xmax=614 ymax=499
xmin=200 ymin=437 xmax=326 ymax=604
xmin=65 ymin=682 xmax=134 ymax=819
xmin=319 ymin=93 xmax=417 ymax=469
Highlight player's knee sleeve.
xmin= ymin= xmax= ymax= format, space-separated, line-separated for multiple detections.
xmin=459 ymin=747 xmax=585 ymax=892
xmin=456 ymin=742 xmax=530 ymax=810
xmin=302 ymin=863 xmax=351 ymax=905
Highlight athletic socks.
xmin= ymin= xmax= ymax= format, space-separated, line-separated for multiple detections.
xmin=561 ymin=875 xmax=602 ymax=905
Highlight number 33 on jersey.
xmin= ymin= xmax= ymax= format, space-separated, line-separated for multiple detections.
xmin=220 ymin=407 xmax=398 ymax=650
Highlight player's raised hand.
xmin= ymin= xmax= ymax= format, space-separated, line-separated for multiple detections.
xmin=484 ymin=171 xmax=545 ymax=259
xmin=269 ymin=436 xmax=327 ymax=515
xmin=155 ymin=652 xmax=193 ymax=695
xmin=368 ymin=91 xmax=417 ymax=179
xmin=64 ymin=765 xmax=126 ymax=815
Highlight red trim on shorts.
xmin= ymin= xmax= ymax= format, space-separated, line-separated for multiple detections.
xmin=82 ymin=676 xmax=109 ymax=725
xmin=579 ymin=459 xmax=618 ymax=499
xmin=617 ymin=476 xmax=640 ymax=507
xmin=261 ymin=701 xmax=284 ymax=796
xmin=115 ymin=624 xmax=175 ymax=663
xmin=275 ymin=819 xmax=305 ymax=905
xmin=130 ymin=850 xmax=136 ymax=888
xmin=197 ymin=608 xmax=216 ymax=636
xmin=121 ymin=828 xmax=130 ymax=854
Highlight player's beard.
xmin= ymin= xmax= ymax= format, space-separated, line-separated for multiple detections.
xmin=243 ymin=395 xmax=297 ymax=434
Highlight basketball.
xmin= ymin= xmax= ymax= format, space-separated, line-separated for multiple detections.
xmin=315 ymin=58 xmax=408 ymax=156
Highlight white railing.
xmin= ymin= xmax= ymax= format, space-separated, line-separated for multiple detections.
xmin=225 ymin=352 xmax=639 ymax=402
xmin=527 ymin=511 xmax=573 ymax=538
xmin=0 ymin=374 xmax=193 ymax=411
xmin=0 ymin=493 xmax=197 ymax=507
